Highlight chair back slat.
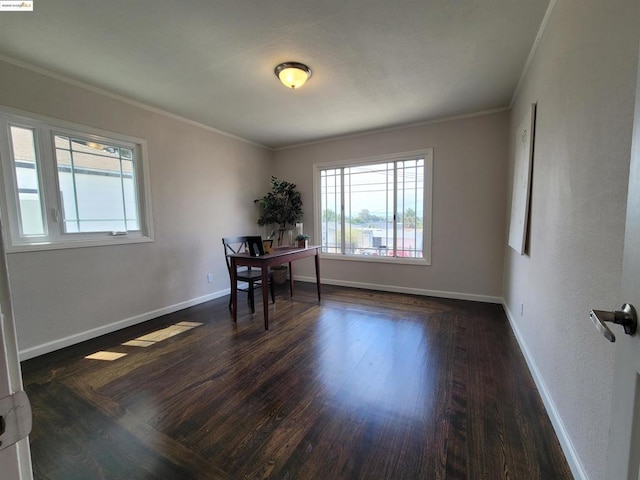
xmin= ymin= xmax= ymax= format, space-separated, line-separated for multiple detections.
xmin=222 ymin=236 xmax=249 ymax=274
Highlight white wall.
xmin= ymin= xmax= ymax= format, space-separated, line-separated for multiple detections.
xmin=0 ymin=59 xmax=273 ymax=357
xmin=503 ymin=1 xmax=639 ymax=479
xmin=274 ymin=111 xmax=509 ymax=301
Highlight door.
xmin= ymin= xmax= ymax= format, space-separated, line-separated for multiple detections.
xmin=605 ymin=46 xmax=640 ymax=480
xmin=0 ymin=220 xmax=32 ymax=479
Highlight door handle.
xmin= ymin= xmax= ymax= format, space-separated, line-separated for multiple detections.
xmin=590 ymin=303 xmax=637 ymax=342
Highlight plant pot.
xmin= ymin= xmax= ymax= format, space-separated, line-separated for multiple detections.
xmin=297 ymin=240 xmax=308 ymax=248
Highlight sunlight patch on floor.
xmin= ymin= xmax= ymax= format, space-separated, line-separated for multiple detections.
xmin=176 ymin=321 xmax=203 ymax=327
xmin=84 ymin=351 xmax=128 ymax=361
xmin=85 ymin=321 xmax=204 ymax=360
xmin=122 ymin=339 xmax=155 ymax=347
xmin=124 ymin=321 xmax=204 ymax=346
xmin=133 ymin=322 xmax=203 ymax=343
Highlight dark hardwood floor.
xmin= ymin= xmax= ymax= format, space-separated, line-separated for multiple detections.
xmin=21 ymin=284 xmax=572 ymax=479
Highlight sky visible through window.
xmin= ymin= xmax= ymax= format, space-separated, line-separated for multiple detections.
xmin=324 ymin=160 xmax=423 ymax=220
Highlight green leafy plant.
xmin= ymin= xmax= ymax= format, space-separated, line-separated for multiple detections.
xmin=254 ymin=177 xmax=303 ymax=245
xmin=295 ymin=233 xmax=311 ymax=247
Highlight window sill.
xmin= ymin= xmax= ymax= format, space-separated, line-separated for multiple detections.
xmin=319 ymin=253 xmax=430 ymax=266
xmin=5 ymin=235 xmax=153 ymax=253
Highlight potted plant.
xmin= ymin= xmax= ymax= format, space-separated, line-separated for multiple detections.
xmin=254 ymin=176 xmax=303 ymax=246
xmin=296 ymin=233 xmax=310 ymax=248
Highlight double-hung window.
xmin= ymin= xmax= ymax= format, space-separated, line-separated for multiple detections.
xmin=0 ymin=108 xmax=153 ymax=251
xmin=316 ymin=149 xmax=432 ymax=264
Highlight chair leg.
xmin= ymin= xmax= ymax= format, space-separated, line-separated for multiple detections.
xmin=248 ymin=283 xmax=255 ymax=313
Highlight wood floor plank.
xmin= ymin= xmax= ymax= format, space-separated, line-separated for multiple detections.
xmin=64 ymin=376 xmax=230 ymax=480
xmin=22 ymin=284 xmax=573 ymax=479
xmin=29 ymin=382 xmax=214 ymax=480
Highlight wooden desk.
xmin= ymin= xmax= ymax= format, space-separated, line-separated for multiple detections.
xmin=229 ymin=245 xmax=321 ymax=329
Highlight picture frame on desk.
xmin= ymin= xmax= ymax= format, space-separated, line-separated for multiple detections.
xmin=247 ymin=236 xmax=265 ymax=256
xmin=262 ymin=239 xmax=273 ymax=254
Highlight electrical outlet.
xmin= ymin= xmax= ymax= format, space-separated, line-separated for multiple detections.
xmin=207 ymin=273 xmax=214 ymax=283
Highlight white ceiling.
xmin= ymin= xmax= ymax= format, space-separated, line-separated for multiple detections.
xmin=0 ymin=0 xmax=550 ymax=149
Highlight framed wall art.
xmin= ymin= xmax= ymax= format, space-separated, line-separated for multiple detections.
xmin=508 ymin=103 xmax=536 ymax=255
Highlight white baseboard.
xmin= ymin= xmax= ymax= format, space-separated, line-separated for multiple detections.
xmin=294 ymin=275 xmax=502 ymax=304
xmin=502 ymin=301 xmax=588 ymax=480
xmin=18 ymin=288 xmax=230 ymax=361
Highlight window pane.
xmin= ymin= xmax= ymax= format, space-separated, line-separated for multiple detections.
xmin=319 ymin=155 xmax=427 ymax=260
xmin=9 ymin=126 xmax=45 ymax=235
xmin=321 ymin=169 xmax=342 ymax=254
xmin=55 ymin=136 xmax=140 ymax=233
xmin=396 ymin=159 xmax=424 ymax=258
xmin=121 ymin=154 xmax=140 ymax=230
xmin=54 ymin=135 xmax=70 ymax=149
xmin=344 ymin=163 xmax=393 ymax=256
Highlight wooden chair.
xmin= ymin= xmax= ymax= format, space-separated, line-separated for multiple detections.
xmin=222 ymin=236 xmax=275 ymax=314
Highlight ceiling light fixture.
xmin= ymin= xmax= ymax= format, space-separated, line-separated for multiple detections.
xmin=274 ymin=62 xmax=312 ymax=89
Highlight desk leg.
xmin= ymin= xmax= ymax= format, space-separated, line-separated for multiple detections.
xmin=315 ymin=251 xmax=321 ymax=302
xmin=262 ymin=267 xmax=270 ymax=330
xmin=288 ymin=262 xmax=294 ymax=297
xmin=231 ymin=258 xmax=238 ymax=323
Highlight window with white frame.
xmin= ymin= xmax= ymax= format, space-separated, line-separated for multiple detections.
xmin=0 ymin=108 xmax=153 ymax=251
xmin=316 ymin=150 xmax=432 ymax=264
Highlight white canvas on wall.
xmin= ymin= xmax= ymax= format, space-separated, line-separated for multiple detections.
xmin=508 ymin=103 xmax=536 ymax=255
